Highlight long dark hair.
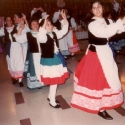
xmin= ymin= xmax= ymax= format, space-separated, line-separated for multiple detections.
xmin=32 ymin=10 xmax=42 ymax=20
xmin=90 ymin=0 xmax=104 ymax=10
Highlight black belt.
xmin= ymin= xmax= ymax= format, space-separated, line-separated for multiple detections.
xmin=89 ymin=45 xmax=96 ymax=52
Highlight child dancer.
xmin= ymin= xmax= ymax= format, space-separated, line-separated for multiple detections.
xmin=15 ymin=18 xmax=44 ymax=89
xmin=37 ymin=10 xmax=69 ymax=108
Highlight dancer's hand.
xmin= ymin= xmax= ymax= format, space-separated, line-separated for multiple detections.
xmin=42 ymin=14 xmax=49 ymax=29
xmin=61 ymin=9 xmax=67 ymax=20
xmin=61 ymin=9 xmax=68 ymax=25
xmin=17 ymin=24 xmax=25 ymax=35
xmin=22 ymin=14 xmax=26 ymax=21
xmin=122 ymin=16 xmax=125 ymax=25
xmin=19 ymin=24 xmax=25 ymax=30
xmin=38 ymin=7 xmax=44 ymax=12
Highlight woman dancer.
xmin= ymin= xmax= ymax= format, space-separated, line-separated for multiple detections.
xmin=71 ymin=0 xmax=125 ymax=120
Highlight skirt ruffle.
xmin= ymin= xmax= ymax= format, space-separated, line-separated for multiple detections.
xmin=71 ymin=50 xmax=124 ymax=114
xmin=25 ymin=52 xmax=43 ymax=89
xmin=40 ymin=52 xmax=69 ymax=85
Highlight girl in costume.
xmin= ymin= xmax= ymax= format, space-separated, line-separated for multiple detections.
xmin=71 ymin=0 xmax=125 ymax=120
xmin=37 ymin=10 xmax=69 ymax=108
xmin=15 ymin=18 xmax=44 ymax=89
xmin=0 ymin=16 xmax=28 ymax=87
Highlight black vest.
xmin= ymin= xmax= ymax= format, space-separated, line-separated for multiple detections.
xmin=88 ymin=19 xmax=108 ymax=52
xmin=40 ymin=32 xmax=59 ymax=58
xmin=4 ymin=26 xmax=17 ymax=44
xmin=27 ymin=32 xmax=39 ymax=53
xmin=54 ymin=17 xmax=71 ymax=30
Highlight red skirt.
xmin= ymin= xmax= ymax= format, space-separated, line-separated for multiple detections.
xmin=68 ymin=31 xmax=80 ymax=54
xmin=71 ymin=50 xmax=124 ymax=114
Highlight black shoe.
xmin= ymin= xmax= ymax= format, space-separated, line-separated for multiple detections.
xmin=38 ymin=87 xmax=42 ymax=89
xmin=19 ymin=82 xmax=24 ymax=87
xmin=98 ymin=110 xmax=113 ymax=120
xmin=47 ymin=98 xmax=60 ymax=103
xmin=49 ymin=103 xmax=61 ymax=108
xmin=11 ymin=78 xmax=17 ymax=85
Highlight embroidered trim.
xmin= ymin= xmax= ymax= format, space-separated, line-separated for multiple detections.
xmin=9 ymin=71 xmax=24 ymax=79
xmin=71 ymin=91 xmax=123 ymax=113
xmin=68 ymin=43 xmax=80 ymax=53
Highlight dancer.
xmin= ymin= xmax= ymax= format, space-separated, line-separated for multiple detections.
xmin=12 ymin=13 xmax=30 ymax=85
xmin=71 ymin=0 xmax=125 ymax=120
xmin=0 ymin=16 xmax=27 ymax=87
xmin=66 ymin=9 xmax=80 ymax=56
xmin=53 ymin=9 xmax=80 ymax=57
xmin=37 ymin=10 xmax=69 ymax=108
xmin=15 ymin=18 xmax=44 ymax=89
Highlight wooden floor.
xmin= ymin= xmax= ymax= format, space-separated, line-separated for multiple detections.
xmin=0 ymin=40 xmax=125 ymax=125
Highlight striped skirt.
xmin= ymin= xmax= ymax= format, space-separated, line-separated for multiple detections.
xmin=24 ymin=52 xmax=43 ymax=89
xmin=40 ymin=52 xmax=69 ymax=85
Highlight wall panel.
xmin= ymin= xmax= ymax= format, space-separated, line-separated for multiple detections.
xmin=0 ymin=0 xmax=124 ymax=20
xmin=0 ymin=0 xmax=90 ymax=17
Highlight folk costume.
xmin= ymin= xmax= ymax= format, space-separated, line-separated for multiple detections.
xmin=19 ymin=30 xmax=44 ymax=89
xmin=37 ymin=20 xmax=69 ymax=85
xmin=0 ymin=24 xmax=28 ymax=87
xmin=71 ymin=17 xmax=124 ymax=114
xmin=53 ymin=13 xmax=80 ymax=56
xmin=37 ymin=19 xmax=69 ymax=107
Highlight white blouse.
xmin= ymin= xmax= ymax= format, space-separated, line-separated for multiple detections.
xmin=52 ymin=10 xmax=60 ymax=23
xmin=13 ymin=24 xmax=30 ymax=44
xmin=88 ymin=17 xmax=125 ymax=39
xmin=37 ymin=20 xmax=69 ymax=53
xmin=0 ymin=27 xmax=5 ymax=37
xmin=0 ymin=26 xmax=15 ymax=43
xmin=70 ymin=17 xmax=77 ymax=29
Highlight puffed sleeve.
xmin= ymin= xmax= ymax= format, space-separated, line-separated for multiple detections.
xmin=53 ymin=19 xmax=69 ymax=39
xmin=37 ymin=27 xmax=47 ymax=43
xmin=88 ymin=18 xmax=125 ymax=38
xmin=53 ymin=11 xmax=60 ymax=23
xmin=17 ymin=24 xmax=30 ymax=34
xmin=13 ymin=33 xmax=27 ymax=44
xmin=70 ymin=18 xmax=77 ymax=29
xmin=0 ymin=28 xmax=5 ymax=37
xmin=41 ymin=12 xmax=47 ymax=19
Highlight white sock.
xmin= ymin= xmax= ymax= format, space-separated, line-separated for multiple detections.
xmin=19 ymin=78 xmax=22 ymax=83
xmin=49 ymin=84 xmax=57 ymax=106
